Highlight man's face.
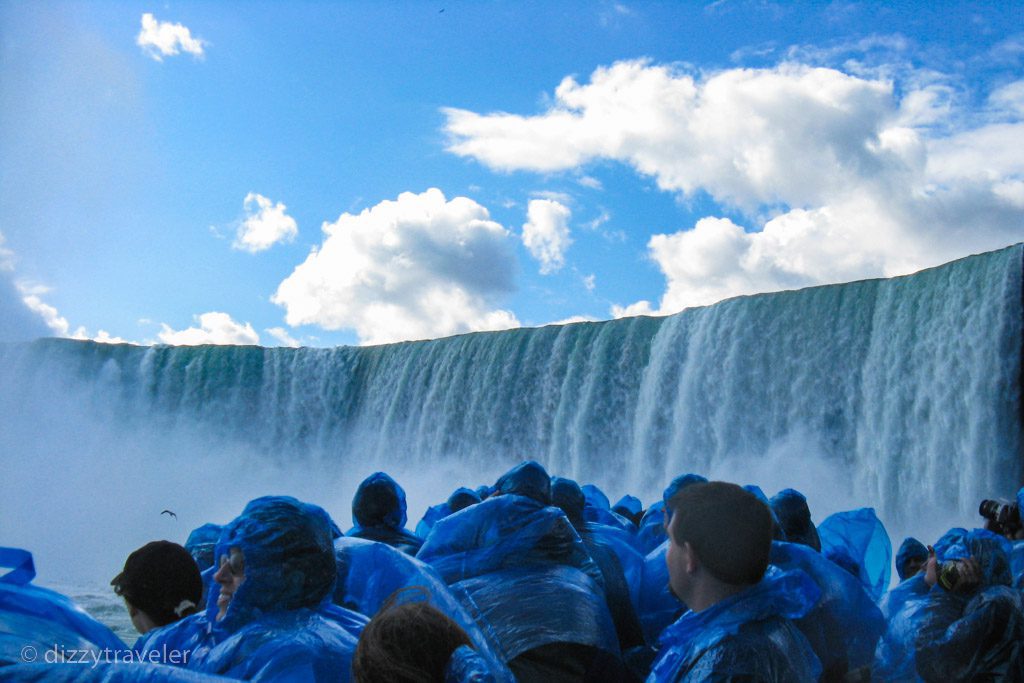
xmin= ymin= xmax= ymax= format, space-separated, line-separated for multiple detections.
xmin=213 ymin=547 xmax=245 ymax=620
xmin=665 ymin=516 xmax=694 ymax=607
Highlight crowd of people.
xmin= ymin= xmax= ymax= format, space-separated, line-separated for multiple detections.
xmin=2 ymin=460 xmax=1024 ymax=682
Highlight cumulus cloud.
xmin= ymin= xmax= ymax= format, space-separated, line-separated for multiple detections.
xmin=233 ymin=193 xmax=299 ymax=253
xmin=446 ymin=59 xmax=1024 ymax=316
xmin=272 ymin=188 xmax=519 ymax=345
xmin=522 ymin=199 xmax=572 ymax=274
xmin=158 ymin=312 xmax=259 ymax=346
xmin=265 ymin=327 xmax=301 ymax=348
xmin=17 ymin=284 xmax=70 ymax=337
xmin=137 ymin=13 xmax=205 ymax=62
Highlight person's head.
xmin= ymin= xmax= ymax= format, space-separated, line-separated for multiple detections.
xmin=211 ymin=495 xmax=337 ymax=630
xmin=896 ymin=537 xmax=928 ymax=581
xmin=662 ymin=473 xmax=708 ymax=506
xmin=581 ymin=484 xmax=610 ymax=510
xmin=111 ymin=541 xmax=203 ymax=634
xmin=185 ymin=523 xmax=223 ymax=573
xmin=612 ymin=495 xmax=643 ymax=525
xmin=551 ymin=477 xmax=585 ymax=527
xmin=353 ymin=472 xmax=409 ymax=530
xmin=769 ymin=488 xmax=821 ymax=551
xmin=353 ymin=601 xmax=473 ymax=683
xmin=665 ymin=481 xmax=772 ymax=611
xmin=446 ymin=487 xmax=481 ymax=514
xmin=494 ymin=460 xmax=551 ymax=505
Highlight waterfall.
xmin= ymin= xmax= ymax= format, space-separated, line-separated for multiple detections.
xmin=1 ymin=244 xmax=1021 ymax=572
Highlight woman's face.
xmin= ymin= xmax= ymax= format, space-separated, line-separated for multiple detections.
xmin=213 ymin=547 xmax=245 ymax=620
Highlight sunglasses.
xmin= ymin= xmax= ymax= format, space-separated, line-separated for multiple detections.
xmin=218 ymin=551 xmax=245 ymax=577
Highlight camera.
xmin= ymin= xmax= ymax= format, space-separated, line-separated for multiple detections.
xmin=937 ymin=560 xmax=961 ymax=592
xmin=978 ymin=498 xmax=1021 ymax=534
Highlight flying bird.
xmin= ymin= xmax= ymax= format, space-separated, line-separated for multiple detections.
xmin=161 ymin=509 xmax=177 ymax=520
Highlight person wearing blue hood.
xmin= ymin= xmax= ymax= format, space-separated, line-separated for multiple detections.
xmin=912 ymin=529 xmax=1024 ymax=680
xmin=648 ymin=481 xmax=821 ymax=682
xmin=417 ymin=461 xmax=621 ymax=682
xmin=183 ymin=524 xmax=223 ymax=573
xmin=769 ymin=488 xmax=821 ymax=552
xmin=552 ymin=477 xmax=646 ymax=660
xmin=895 ymin=537 xmax=929 ymax=582
xmin=349 ymin=472 xmax=424 ymax=555
xmin=137 ymin=495 xmax=365 ymax=682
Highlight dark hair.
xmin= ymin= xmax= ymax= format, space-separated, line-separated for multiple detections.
xmin=353 ymin=601 xmax=473 ymax=683
xmin=667 ymin=481 xmax=772 ymax=586
xmin=111 ymin=541 xmax=203 ymax=626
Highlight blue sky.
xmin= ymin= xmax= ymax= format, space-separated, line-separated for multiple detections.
xmin=1 ymin=1 xmax=1022 ymax=346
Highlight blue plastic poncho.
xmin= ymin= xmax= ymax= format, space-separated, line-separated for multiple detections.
xmin=415 ymin=489 xmax=483 ymax=540
xmin=662 ymin=474 xmax=707 ymax=506
xmin=417 ymin=491 xmax=601 ymax=587
xmin=743 ymin=485 xmax=787 ymax=542
xmin=0 ymin=547 xmax=127 ymax=667
xmin=0 ymin=662 xmax=234 ymax=682
xmin=551 ymin=477 xmax=645 ymax=650
xmin=932 ymin=527 xmax=968 ymax=559
xmin=417 ymin=464 xmax=617 ymax=664
xmin=817 ymin=507 xmax=892 ymax=601
xmin=770 ymin=540 xmax=885 ymax=680
xmin=613 ymin=495 xmax=643 ymax=519
xmin=333 ymin=536 xmax=513 ymax=682
xmin=872 ymin=530 xmax=1000 ymax=682
xmin=647 ymin=569 xmax=822 ymax=682
xmin=445 ymin=645 xmax=498 ymax=683
xmin=183 ymin=524 xmax=223 ymax=575
xmin=416 ymin=502 xmax=450 ymax=540
xmin=769 ymin=489 xmax=821 ymax=552
xmin=896 ymin=537 xmax=929 ymax=582
xmin=911 ymin=529 xmax=1024 ymax=681
xmin=348 ymin=472 xmax=423 ymax=555
xmin=1012 ymin=541 xmax=1024 ymax=588
xmin=582 ymin=484 xmax=611 ymax=510
xmin=873 ymin=576 xmax=935 ymax=682
xmin=139 ymin=495 xmax=363 ymax=682
xmin=637 ymin=502 xmax=668 ymax=555
xmin=638 ymin=541 xmax=681 ymax=646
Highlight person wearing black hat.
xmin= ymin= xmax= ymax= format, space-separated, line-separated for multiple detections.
xmin=111 ymin=540 xmax=203 ymax=635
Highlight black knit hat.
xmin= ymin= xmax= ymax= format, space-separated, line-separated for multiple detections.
xmin=111 ymin=541 xmax=203 ymax=627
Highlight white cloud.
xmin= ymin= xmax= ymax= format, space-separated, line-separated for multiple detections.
xmin=582 ymin=273 xmax=596 ymax=292
xmin=18 ymin=284 xmax=70 ymax=337
xmin=158 ymin=312 xmax=260 ymax=346
xmin=611 ymin=300 xmax=655 ymax=318
xmin=272 ymin=188 xmax=519 ymax=345
xmin=233 ymin=193 xmax=299 ymax=253
xmin=137 ymin=13 xmax=205 ymax=62
xmin=71 ymin=328 xmax=131 ymax=345
xmin=522 ymin=199 xmax=573 ymax=274
xmin=445 ymin=60 xmax=895 ymax=211
xmin=578 ymin=175 xmax=603 ymax=190
xmin=445 ymin=59 xmax=1024 ymax=315
xmin=549 ymin=314 xmax=598 ymax=325
xmin=265 ymin=327 xmax=301 ymax=348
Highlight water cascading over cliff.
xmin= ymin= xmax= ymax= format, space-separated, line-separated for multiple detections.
xmin=1 ymin=245 xmax=1021 ymax=546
